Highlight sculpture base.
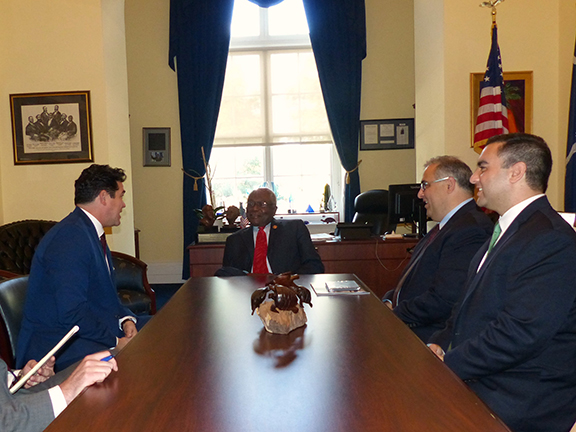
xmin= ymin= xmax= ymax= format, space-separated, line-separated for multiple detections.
xmin=256 ymin=301 xmax=307 ymax=334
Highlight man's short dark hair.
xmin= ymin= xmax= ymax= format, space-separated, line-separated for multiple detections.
xmin=424 ymin=155 xmax=474 ymax=195
xmin=74 ymin=164 xmax=126 ymax=205
xmin=486 ymin=133 xmax=552 ymax=193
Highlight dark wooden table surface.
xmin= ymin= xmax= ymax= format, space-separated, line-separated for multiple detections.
xmin=45 ymin=274 xmax=510 ymax=432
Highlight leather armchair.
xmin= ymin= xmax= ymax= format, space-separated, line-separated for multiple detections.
xmin=112 ymin=252 xmax=156 ymax=315
xmin=0 ymin=220 xmax=156 ymax=316
xmin=0 ymin=276 xmax=28 ymax=368
xmin=0 ymin=219 xmax=57 ymax=275
xmin=352 ymin=189 xmax=390 ymax=235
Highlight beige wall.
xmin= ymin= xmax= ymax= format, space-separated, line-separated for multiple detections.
xmin=0 ymin=0 xmax=135 ymax=254
xmin=415 ymin=0 xmax=576 ymax=210
xmin=360 ymin=0 xmax=417 ymax=190
xmin=125 ymin=0 xmax=183 ymax=272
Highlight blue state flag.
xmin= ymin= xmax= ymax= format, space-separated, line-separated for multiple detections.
xmin=565 ymin=37 xmax=576 ymax=212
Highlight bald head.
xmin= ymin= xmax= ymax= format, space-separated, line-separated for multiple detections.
xmin=246 ymin=188 xmax=277 ymax=227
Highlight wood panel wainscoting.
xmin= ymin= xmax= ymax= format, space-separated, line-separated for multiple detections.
xmin=188 ymin=237 xmax=418 ymax=298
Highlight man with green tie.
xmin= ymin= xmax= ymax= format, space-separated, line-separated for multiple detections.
xmin=428 ymin=133 xmax=576 ymax=432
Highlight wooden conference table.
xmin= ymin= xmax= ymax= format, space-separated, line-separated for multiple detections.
xmin=45 ymin=274 xmax=510 ymax=432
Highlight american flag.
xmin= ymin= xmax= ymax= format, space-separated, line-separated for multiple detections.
xmin=473 ymin=24 xmax=509 ymax=154
xmin=239 ymin=203 xmax=249 ymax=229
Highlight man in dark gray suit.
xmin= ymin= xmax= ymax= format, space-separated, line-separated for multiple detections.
xmin=216 ymin=188 xmax=324 ymax=276
xmin=429 ymin=133 xmax=576 ymax=432
xmin=1 ymin=351 xmax=117 ymax=432
xmin=383 ymin=156 xmax=493 ymax=342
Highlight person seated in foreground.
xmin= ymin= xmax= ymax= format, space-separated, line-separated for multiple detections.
xmin=216 ymin=188 xmax=324 ymax=276
xmin=382 ymin=156 xmax=493 ymax=342
xmin=17 ymin=164 xmax=138 ymax=372
xmin=1 ymin=351 xmax=117 ymax=432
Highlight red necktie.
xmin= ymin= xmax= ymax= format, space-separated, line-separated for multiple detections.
xmin=253 ymin=227 xmax=268 ymax=274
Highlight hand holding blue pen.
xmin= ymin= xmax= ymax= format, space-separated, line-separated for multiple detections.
xmin=100 ymin=354 xmax=114 ymax=362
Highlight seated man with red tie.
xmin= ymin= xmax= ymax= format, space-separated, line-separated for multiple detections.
xmin=382 ymin=156 xmax=493 ymax=342
xmin=216 ymin=188 xmax=324 ymax=276
xmin=17 ymin=165 xmax=138 ymax=372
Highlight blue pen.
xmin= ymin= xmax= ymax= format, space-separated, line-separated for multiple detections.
xmin=100 ymin=355 xmax=114 ymax=362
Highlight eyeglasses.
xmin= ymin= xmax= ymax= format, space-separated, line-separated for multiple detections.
xmin=420 ymin=176 xmax=450 ymax=191
xmin=246 ymin=201 xmax=274 ymax=209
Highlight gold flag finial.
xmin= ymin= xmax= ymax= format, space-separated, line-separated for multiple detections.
xmin=480 ymin=0 xmax=505 ymax=24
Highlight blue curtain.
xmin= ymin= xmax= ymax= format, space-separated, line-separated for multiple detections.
xmin=169 ymin=0 xmax=234 ymax=278
xmin=303 ymin=0 xmax=366 ymax=222
xmin=169 ymin=0 xmax=365 ymax=277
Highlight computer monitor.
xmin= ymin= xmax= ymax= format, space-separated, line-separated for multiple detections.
xmin=387 ymin=183 xmax=427 ymax=237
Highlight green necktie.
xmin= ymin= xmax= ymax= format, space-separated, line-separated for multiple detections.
xmin=487 ymin=222 xmax=501 ymax=254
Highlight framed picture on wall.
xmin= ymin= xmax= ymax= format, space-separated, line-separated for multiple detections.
xmin=360 ymin=118 xmax=415 ymax=150
xmin=10 ymin=91 xmax=94 ymax=165
xmin=143 ymin=127 xmax=171 ymax=167
xmin=470 ymin=71 xmax=533 ymax=147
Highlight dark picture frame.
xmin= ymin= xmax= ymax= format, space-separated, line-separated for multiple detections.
xmin=470 ymin=71 xmax=533 ymax=148
xmin=360 ymin=118 xmax=415 ymax=150
xmin=10 ymin=91 xmax=94 ymax=165
xmin=143 ymin=127 xmax=171 ymax=167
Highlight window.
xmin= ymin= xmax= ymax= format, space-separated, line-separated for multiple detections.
xmin=210 ymin=0 xmax=342 ymax=215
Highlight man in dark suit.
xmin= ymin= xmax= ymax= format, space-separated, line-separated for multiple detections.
xmin=17 ymin=165 xmax=138 ymax=371
xmin=1 ymin=351 xmax=117 ymax=432
xmin=216 ymin=188 xmax=324 ymax=276
xmin=383 ymin=156 xmax=493 ymax=342
xmin=429 ymin=133 xmax=576 ymax=432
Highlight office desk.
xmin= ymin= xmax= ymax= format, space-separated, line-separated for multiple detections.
xmin=45 ymin=274 xmax=509 ymax=432
xmin=188 ymin=237 xmax=418 ymax=299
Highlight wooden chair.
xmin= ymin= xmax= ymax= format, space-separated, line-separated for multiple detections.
xmin=0 ymin=275 xmax=29 ymax=368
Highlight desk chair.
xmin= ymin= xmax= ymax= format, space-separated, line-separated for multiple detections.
xmin=0 ymin=275 xmax=28 ymax=369
xmin=352 ymin=189 xmax=390 ymax=235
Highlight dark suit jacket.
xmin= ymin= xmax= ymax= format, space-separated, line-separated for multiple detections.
xmin=430 ymin=197 xmax=576 ymax=432
xmin=16 ymin=207 xmax=134 ymax=371
xmin=384 ymin=200 xmax=493 ymax=342
xmin=218 ymin=219 xmax=324 ymax=275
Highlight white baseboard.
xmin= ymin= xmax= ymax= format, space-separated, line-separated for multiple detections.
xmin=147 ymin=262 xmax=186 ymax=284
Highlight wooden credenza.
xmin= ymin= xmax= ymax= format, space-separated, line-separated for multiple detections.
xmin=188 ymin=237 xmax=418 ymax=298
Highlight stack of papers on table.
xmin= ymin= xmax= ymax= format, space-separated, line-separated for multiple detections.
xmin=311 ymin=280 xmax=370 ymax=296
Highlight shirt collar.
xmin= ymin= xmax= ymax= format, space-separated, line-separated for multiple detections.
xmin=252 ymin=222 xmax=272 ymax=240
xmin=498 ymin=194 xmax=545 ymax=236
xmin=79 ymin=207 xmax=105 ymax=237
xmin=439 ymin=198 xmax=473 ymax=229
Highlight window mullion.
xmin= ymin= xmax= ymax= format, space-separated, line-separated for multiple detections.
xmin=263 ymin=51 xmax=273 ymax=185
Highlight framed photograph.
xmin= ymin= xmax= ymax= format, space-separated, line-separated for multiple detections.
xmin=360 ymin=118 xmax=414 ymax=151
xmin=10 ymin=91 xmax=94 ymax=165
xmin=470 ymin=71 xmax=533 ymax=147
xmin=143 ymin=128 xmax=171 ymax=167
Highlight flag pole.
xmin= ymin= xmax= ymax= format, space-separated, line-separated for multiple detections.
xmin=473 ymin=0 xmax=509 ymax=154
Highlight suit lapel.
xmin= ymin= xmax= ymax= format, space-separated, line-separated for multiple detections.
xmin=240 ymin=227 xmax=255 ymax=269
xmin=457 ymin=197 xmax=547 ymax=312
xmin=404 ymin=201 xmax=472 ymax=280
xmin=75 ymin=208 xmax=115 ymax=288
xmin=266 ymin=219 xmax=280 ymax=271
